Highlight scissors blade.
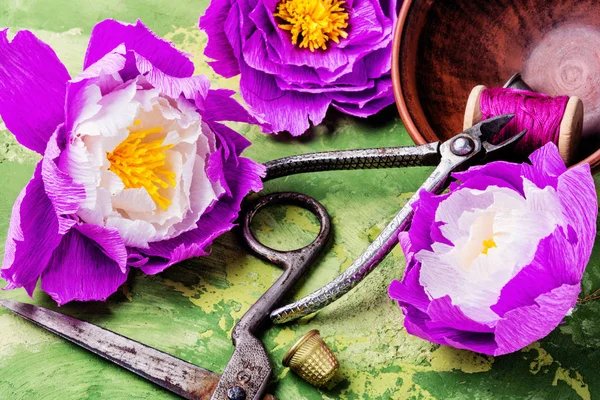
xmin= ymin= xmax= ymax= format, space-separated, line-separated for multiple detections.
xmin=482 ymin=129 xmax=527 ymax=153
xmin=476 ymin=114 xmax=515 ymax=142
xmin=0 ymin=299 xmax=220 ymax=400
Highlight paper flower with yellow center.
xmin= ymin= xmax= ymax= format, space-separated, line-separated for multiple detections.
xmin=274 ymin=0 xmax=349 ymax=51
xmin=200 ymin=0 xmax=398 ymax=135
xmin=0 ymin=20 xmax=265 ymax=305
xmin=389 ymin=144 xmax=597 ymax=355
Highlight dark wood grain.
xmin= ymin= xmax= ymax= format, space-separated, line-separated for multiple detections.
xmin=392 ymin=0 xmax=600 ymax=169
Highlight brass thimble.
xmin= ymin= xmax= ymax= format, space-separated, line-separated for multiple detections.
xmin=282 ymin=330 xmax=339 ymax=387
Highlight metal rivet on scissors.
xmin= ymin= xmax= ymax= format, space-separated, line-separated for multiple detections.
xmin=261 ymin=114 xmax=524 ymax=324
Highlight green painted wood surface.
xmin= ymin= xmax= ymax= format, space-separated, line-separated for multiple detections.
xmin=1 ymin=2 xmax=600 ymax=399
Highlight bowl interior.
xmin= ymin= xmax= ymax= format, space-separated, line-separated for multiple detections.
xmin=394 ymin=0 xmax=600 ymax=166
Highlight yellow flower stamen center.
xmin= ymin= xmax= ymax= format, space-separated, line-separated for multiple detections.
xmin=274 ymin=0 xmax=349 ymax=52
xmin=481 ymin=238 xmax=497 ymax=255
xmin=107 ymin=120 xmax=176 ymax=210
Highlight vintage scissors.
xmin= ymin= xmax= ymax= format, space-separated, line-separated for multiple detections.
xmin=0 ymin=192 xmax=332 ymax=400
xmin=260 ymin=114 xmax=524 ymax=324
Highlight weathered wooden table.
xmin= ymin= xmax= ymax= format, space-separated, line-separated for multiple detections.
xmin=1 ymin=1 xmax=600 ymax=399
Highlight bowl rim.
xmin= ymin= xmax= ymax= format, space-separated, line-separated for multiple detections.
xmin=392 ymin=0 xmax=427 ymax=146
xmin=390 ymin=0 xmax=600 ymax=170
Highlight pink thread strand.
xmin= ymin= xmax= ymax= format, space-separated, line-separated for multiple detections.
xmin=480 ymin=88 xmax=569 ymax=155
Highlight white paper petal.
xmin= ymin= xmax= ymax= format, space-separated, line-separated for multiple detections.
xmin=71 ymin=79 xmax=214 ymax=248
xmin=420 ymin=183 xmax=564 ymax=323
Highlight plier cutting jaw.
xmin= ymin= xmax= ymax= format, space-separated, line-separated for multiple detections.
xmin=269 ymin=114 xmax=526 ymax=324
xmin=444 ymin=113 xmax=525 ymax=162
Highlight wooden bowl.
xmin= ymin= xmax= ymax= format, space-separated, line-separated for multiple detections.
xmin=392 ymin=0 xmax=600 ymax=169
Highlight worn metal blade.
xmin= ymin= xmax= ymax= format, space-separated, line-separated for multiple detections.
xmin=482 ymin=129 xmax=527 ymax=153
xmin=0 ymin=299 xmax=220 ymax=400
xmin=478 ymin=114 xmax=515 ymax=141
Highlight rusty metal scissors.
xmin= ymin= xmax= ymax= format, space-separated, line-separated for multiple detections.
xmin=0 ymin=192 xmax=331 ymax=400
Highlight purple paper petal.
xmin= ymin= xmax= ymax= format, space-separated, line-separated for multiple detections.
xmin=41 ymin=127 xmax=86 ymax=233
xmin=378 ymin=0 xmax=398 ymax=19
xmin=363 ymin=47 xmax=393 ymax=79
xmin=1 ymin=164 xmax=66 ymax=295
xmin=401 ymin=305 xmax=450 ymax=346
xmin=0 ymin=29 xmax=70 ymax=154
xmin=408 ymin=190 xmax=451 ymax=253
xmin=331 ymin=79 xmax=395 ymax=117
xmin=491 ymin=234 xmax=564 ymax=317
xmin=453 ymin=163 xmax=524 ymax=197
xmin=276 ymin=77 xmax=374 ymax=93
xmin=75 ymin=224 xmax=128 ymax=273
xmin=209 ymin=121 xmax=250 ymax=160
xmin=556 ymin=163 xmax=597 ymax=270
xmin=330 ymin=78 xmax=392 ymax=108
xmin=41 ymin=229 xmax=129 ymax=305
xmin=522 ymin=143 xmax=566 ymax=189
xmin=397 ymin=231 xmax=415 ymax=269
xmin=494 ymin=283 xmax=580 ymax=356
xmin=84 ymin=19 xmax=194 ymax=78
xmin=342 ymin=0 xmax=384 ymax=45
xmin=200 ymin=0 xmax=241 ymax=78
xmin=443 ymin=332 xmax=497 ymax=355
xmin=402 ymin=305 xmax=498 ymax=355
xmin=426 ymin=296 xmax=495 ymax=333
xmin=196 ymin=87 xmax=264 ymax=127
xmin=133 ymin=52 xmax=210 ymax=100
xmin=239 ymin=61 xmax=330 ymax=135
xmin=224 ymin=0 xmax=245 ymax=59
xmin=388 ymin=264 xmax=430 ymax=313
xmin=331 ymin=94 xmax=392 ymax=118
xmin=65 ymin=48 xmax=128 ymax=134
xmin=207 ymin=146 xmax=231 ymax=196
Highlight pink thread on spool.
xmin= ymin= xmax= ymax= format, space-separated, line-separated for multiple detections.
xmin=480 ymin=88 xmax=564 ymax=154
xmin=464 ymin=85 xmax=583 ymax=164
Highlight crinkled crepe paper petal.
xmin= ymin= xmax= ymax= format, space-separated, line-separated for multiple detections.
xmin=84 ymin=19 xmax=194 ymax=78
xmin=0 ymin=29 xmax=70 ymax=154
xmin=2 ymin=164 xmax=65 ymax=295
xmin=41 ymin=229 xmax=129 ymax=306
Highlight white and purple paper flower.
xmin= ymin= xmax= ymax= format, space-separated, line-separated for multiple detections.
xmin=0 ymin=20 xmax=265 ymax=305
xmin=200 ymin=0 xmax=398 ymax=136
xmin=389 ymin=144 xmax=597 ymax=355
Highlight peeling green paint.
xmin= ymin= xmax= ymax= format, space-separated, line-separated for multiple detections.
xmin=0 ymin=130 xmax=40 ymax=165
xmin=1 ymin=5 xmax=600 ymax=400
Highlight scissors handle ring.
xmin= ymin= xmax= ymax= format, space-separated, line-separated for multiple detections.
xmin=212 ymin=193 xmax=330 ymax=399
xmin=242 ymin=192 xmax=331 ymax=270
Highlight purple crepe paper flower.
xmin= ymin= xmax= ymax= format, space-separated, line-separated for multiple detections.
xmin=0 ymin=20 xmax=265 ymax=305
xmin=389 ymin=143 xmax=597 ymax=356
xmin=199 ymin=0 xmax=398 ymax=136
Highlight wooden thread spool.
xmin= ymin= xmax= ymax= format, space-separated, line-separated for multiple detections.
xmin=463 ymin=85 xmax=583 ymax=165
